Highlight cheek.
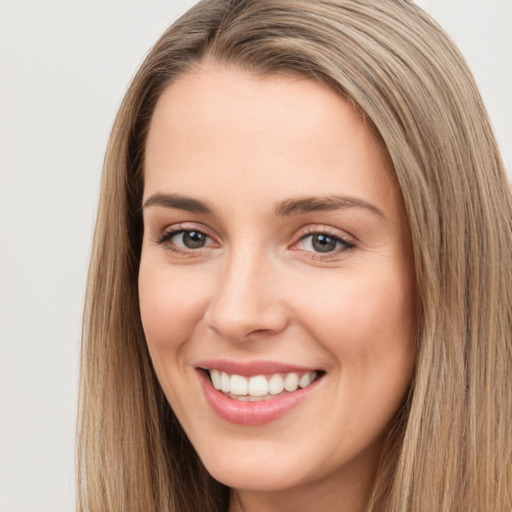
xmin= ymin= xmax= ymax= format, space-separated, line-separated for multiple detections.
xmin=138 ymin=259 xmax=209 ymax=352
xmin=298 ymin=267 xmax=416 ymax=373
xmin=138 ymin=258 xmax=215 ymax=420
xmin=309 ymin=270 xmax=415 ymax=435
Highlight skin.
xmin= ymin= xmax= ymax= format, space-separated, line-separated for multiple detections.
xmin=139 ymin=61 xmax=416 ymax=512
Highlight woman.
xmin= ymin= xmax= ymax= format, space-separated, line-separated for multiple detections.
xmin=77 ymin=0 xmax=512 ymax=510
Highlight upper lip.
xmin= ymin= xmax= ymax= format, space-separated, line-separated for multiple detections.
xmin=196 ymin=359 xmax=322 ymax=377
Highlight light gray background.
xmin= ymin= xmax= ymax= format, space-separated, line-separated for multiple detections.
xmin=1 ymin=1 xmax=510 ymax=511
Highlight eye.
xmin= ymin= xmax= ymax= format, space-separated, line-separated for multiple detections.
xmin=297 ymin=232 xmax=355 ymax=254
xmin=157 ymin=229 xmax=214 ymax=250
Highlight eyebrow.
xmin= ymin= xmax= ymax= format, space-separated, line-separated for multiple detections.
xmin=274 ymin=195 xmax=385 ymax=218
xmin=143 ymin=193 xmax=213 ymax=214
xmin=143 ymin=192 xmax=385 ymax=219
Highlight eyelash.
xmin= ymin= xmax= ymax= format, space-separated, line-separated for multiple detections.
xmin=295 ymin=228 xmax=356 ymax=259
xmin=153 ymin=226 xmax=356 ymax=258
xmin=153 ymin=226 xmax=214 ymax=256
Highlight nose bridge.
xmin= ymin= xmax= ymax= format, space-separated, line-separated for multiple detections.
xmin=204 ymin=242 xmax=286 ymax=341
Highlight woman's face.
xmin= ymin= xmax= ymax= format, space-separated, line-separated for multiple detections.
xmin=139 ymin=62 xmax=416 ymax=507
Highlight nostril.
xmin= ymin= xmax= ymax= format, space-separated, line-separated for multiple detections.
xmin=246 ymin=328 xmax=274 ymax=337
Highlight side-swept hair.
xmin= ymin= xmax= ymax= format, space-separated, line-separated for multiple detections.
xmin=78 ymin=1 xmax=512 ymax=510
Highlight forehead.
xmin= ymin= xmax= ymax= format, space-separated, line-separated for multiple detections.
xmin=144 ymin=61 xmax=399 ymax=217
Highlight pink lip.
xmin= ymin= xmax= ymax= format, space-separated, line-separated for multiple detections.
xmin=197 ymin=359 xmax=319 ymax=377
xmin=197 ymin=367 xmax=323 ymax=426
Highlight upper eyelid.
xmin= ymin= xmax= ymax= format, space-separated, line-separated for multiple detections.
xmin=294 ymin=224 xmax=356 ymax=244
xmin=299 ymin=232 xmax=350 ymax=243
xmin=294 ymin=232 xmax=355 ymax=251
xmin=156 ymin=228 xmax=214 ymax=245
xmin=154 ymin=222 xmax=215 ymax=239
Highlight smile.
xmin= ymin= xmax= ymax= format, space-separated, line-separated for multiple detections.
xmin=208 ymin=369 xmax=319 ymax=401
xmin=197 ymin=361 xmax=325 ymax=425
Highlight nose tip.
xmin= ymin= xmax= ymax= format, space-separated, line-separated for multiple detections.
xmin=203 ymin=266 xmax=288 ymax=343
xmin=205 ymin=301 xmax=286 ymax=342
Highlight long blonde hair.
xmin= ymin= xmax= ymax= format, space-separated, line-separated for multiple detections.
xmin=77 ymin=1 xmax=512 ymax=510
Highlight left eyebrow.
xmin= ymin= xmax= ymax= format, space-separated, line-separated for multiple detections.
xmin=274 ymin=195 xmax=385 ymax=219
xmin=142 ymin=193 xmax=213 ymax=214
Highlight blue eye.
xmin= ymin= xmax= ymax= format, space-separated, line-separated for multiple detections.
xmin=298 ymin=233 xmax=354 ymax=254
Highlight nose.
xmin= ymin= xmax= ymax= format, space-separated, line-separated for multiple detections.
xmin=203 ymin=249 xmax=288 ymax=343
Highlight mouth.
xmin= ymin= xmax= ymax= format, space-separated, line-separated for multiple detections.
xmin=196 ymin=361 xmax=325 ymax=425
xmin=206 ymin=369 xmax=322 ymax=401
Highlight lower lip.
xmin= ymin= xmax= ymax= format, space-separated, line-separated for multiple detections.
xmin=198 ymin=370 xmax=322 ymax=425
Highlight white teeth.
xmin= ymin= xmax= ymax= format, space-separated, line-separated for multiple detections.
xmin=210 ymin=369 xmax=222 ymax=390
xmin=284 ymin=372 xmax=299 ymax=392
xmin=208 ymin=370 xmax=319 ymax=398
xmin=248 ymin=375 xmax=268 ymax=396
xmin=230 ymin=374 xmax=248 ymax=396
xmin=299 ymin=372 xmax=311 ymax=388
xmin=221 ymin=372 xmax=230 ymax=392
xmin=268 ymin=374 xmax=284 ymax=395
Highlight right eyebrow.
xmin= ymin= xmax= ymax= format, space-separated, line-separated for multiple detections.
xmin=274 ymin=195 xmax=385 ymax=219
xmin=142 ymin=193 xmax=213 ymax=214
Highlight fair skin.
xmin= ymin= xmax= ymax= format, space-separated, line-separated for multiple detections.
xmin=139 ymin=61 xmax=416 ymax=512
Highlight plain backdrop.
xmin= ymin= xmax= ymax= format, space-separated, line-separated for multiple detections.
xmin=0 ymin=1 xmax=510 ymax=511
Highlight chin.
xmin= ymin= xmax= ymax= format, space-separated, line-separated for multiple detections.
xmin=188 ymin=433 xmax=305 ymax=490
xmin=202 ymin=454 xmax=301 ymax=491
